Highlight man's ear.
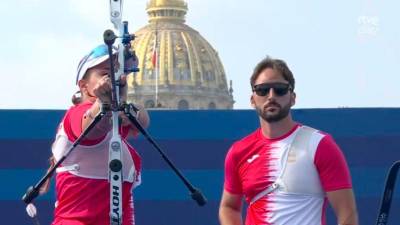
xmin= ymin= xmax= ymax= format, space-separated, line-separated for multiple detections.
xmin=291 ymin=91 xmax=296 ymax=106
xmin=250 ymin=95 xmax=256 ymax=108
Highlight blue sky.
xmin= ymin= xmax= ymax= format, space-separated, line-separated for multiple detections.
xmin=0 ymin=0 xmax=398 ymax=109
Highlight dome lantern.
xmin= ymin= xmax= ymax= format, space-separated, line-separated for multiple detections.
xmin=146 ymin=0 xmax=188 ymax=23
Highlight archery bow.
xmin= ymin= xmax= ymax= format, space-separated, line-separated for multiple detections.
xmin=106 ymin=1 xmax=138 ymax=224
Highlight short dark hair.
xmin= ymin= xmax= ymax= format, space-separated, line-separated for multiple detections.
xmin=250 ymin=56 xmax=295 ymax=90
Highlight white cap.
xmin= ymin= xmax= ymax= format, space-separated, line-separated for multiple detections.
xmin=75 ymin=44 xmax=117 ymax=85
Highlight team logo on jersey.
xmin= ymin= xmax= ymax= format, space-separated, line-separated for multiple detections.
xmin=247 ymin=154 xmax=259 ymax=163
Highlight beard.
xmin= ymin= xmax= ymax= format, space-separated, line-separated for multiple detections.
xmin=256 ymin=101 xmax=291 ymax=123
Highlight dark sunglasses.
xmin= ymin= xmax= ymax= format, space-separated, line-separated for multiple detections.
xmin=252 ymin=82 xmax=291 ymax=96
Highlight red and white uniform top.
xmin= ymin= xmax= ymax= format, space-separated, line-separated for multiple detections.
xmin=224 ymin=124 xmax=352 ymax=225
xmin=51 ymin=102 xmax=141 ymax=225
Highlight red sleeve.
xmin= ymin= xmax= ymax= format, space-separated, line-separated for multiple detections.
xmin=63 ymin=102 xmax=106 ymax=145
xmin=224 ymin=145 xmax=243 ymax=194
xmin=69 ymin=103 xmax=92 ymax=139
xmin=314 ymin=135 xmax=352 ymax=192
xmin=64 ymin=102 xmax=136 ymax=144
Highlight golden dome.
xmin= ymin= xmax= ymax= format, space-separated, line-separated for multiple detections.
xmin=127 ymin=0 xmax=234 ymax=109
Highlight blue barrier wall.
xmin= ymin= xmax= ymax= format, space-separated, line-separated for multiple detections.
xmin=1 ymin=108 xmax=399 ymax=225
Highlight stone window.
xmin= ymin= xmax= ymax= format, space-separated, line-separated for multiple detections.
xmin=208 ymin=102 xmax=216 ymax=109
xmin=145 ymin=100 xmax=155 ymax=108
xmin=178 ymin=99 xmax=189 ymax=110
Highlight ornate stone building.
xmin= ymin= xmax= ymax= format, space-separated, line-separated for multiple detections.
xmin=127 ymin=0 xmax=234 ymax=109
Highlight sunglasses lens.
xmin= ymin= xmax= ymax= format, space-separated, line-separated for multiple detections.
xmin=274 ymin=87 xmax=289 ymax=96
xmin=253 ymin=83 xmax=290 ymax=96
xmin=255 ymin=87 xmax=270 ymax=96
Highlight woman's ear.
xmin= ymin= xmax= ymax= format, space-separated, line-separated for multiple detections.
xmin=78 ymin=79 xmax=88 ymax=94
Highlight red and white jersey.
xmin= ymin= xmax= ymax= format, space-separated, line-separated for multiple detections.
xmin=51 ymin=102 xmax=141 ymax=225
xmin=224 ymin=124 xmax=352 ymax=225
